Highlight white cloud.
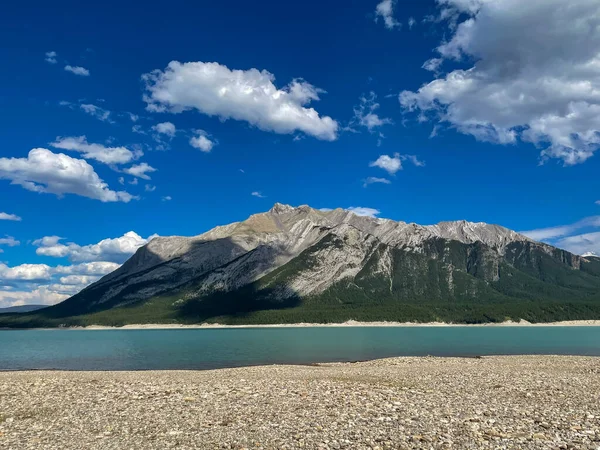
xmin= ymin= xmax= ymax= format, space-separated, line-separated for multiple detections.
xmin=162 ymin=196 xmax=172 ymax=201
xmin=45 ymin=51 xmax=57 ymax=64
xmin=369 ymin=153 xmax=425 ymax=175
xmin=152 ymin=122 xmax=176 ymax=137
xmin=32 ymin=236 xmax=62 ymax=247
xmin=522 ymin=217 xmax=600 ymax=241
xmin=128 ymin=113 xmax=139 ymax=122
xmin=363 ymin=177 xmax=391 ymax=187
xmin=422 ymin=58 xmax=443 ymax=73
xmin=400 ymin=0 xmax=600 ymax=166
xmin=51 ymin=136 xmax=141 ymax=165
xmin=58 ymin=275 xmax=98 ymax=286
xmin=123 ymin=162 xmax=157 ymax=180
xmin=0 ymin=148 xmax=135 ymax=202
xmin=521 ymin=216 xmax=600 ymax=255
xmin=0 ymin=212 xmax=21 ymax=221
xmin=370 ymin=153 xmax=402 ymax=174
xmin=0 ymin=260 xmax=121 ymax=308
xmin=145 ymin=184 xmax=156 ymax=192
xmin=375 ymin=0 xmax=400 ymax=30
xmin=401 ymin=154 xmax=426 ymax=167
xmin=189 ymin=130 xmax=216 ymax=152
xmin=64 ymin=65 xmax=90 ymax=76
xmin=349 ymin=92 xmax=393 ymax=133
xmin=554 ymin=232 xmax=600 ymax=257
xmin=80 ymin=104 xmax=112 ymax=122
xmin=408 ymin=17 xmax=416 ymax=29
xmin=0 ymin=236 xmax=20 ymax=247
xmin=346 ymin=207 xmax=381 ymax=218
xmin=33 ymin=231 xmax=156 ymax=263
xmin=251 ymin=191 xmax=266 ymax=198
xmin=53 ymin=261 xmax=121 ymax=276
xmin=118 ymin=177 xmax=125 ymax=185
xmin=0 ymin=287 xmax=68 ymax=308
xmin=132 ymin=125 xmax=146 ymax=135
xmin=142 ymin=61 xmax=338 ymax=140
xmin=0 ymin=263 xmax=52 ymax=281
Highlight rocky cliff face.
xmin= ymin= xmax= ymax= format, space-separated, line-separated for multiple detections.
xmin=51 ymin=204 xmax=600 ymax=317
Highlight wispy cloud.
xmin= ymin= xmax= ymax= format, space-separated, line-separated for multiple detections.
xmin=45 ymin=51 xmax=57 ymax=64
xmin=64 ymin=65 xmax=90 ymax=76
xmin=251 ymin=191 xmax=266 ymax=198
xmin=0 ymin=212 xmax=22 ymax=221
xmin=363 ymin=177 xmax=391 ymax=188
xmin=347 ymin=207 xmax=381 ymax=218
xmin=522 ymin=216 xmax=600 ymax=255
xmin=375 ymin=0 xmax=400 ymax=29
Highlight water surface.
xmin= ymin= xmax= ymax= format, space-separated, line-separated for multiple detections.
xmin=0 ymin=326 xmax=599 ymax=371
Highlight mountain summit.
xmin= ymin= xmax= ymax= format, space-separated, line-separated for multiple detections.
xmin=14 ymin=204 xmax=600 ymax=326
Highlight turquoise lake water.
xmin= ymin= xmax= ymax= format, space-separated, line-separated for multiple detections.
xmin=0 ymin=327 xmax=599 ymax=371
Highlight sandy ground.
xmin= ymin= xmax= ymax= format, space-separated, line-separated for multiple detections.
xmin=78 ymin=319 xmax=600 ymax=330
xmin=0 ymin=356 xmax=599 ymax=449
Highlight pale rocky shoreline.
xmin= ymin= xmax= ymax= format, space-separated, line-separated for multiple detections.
xmin=77 ymin=319 xmax=600 ymax=330
xmin=1 ymin=356 xmax=599 ymax=449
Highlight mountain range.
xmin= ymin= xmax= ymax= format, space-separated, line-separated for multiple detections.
xmin=3 ymin=204 xmax=600 ymax=327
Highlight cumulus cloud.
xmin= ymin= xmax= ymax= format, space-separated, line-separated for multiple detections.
xmin=189 ymin=130 xmax=216 ymax=152
xmin=33 ymin=231 xmax=156 ymax=263
xmin=152 ymin=122 xmax=176 ymax=137
xmin=369 ymin=153 xmax=401 ymax=174
xmin=142 ymin=61 xmax=338 ymax=140
xmin=251 ymin=191 xmax=266 ymax=198
xmin=400 ymin=0 xmax=600 ymax=165
xmin=0 ymin=286 xmax=68 ymax=308
xmin=346 ymin=207 xmax=381 ymax=218
xmin=64 ymin=65 xmax=90 ymax=76
xmin=0 ymin=212 xmax=21 ymax=221
xmin=0 ymin=148 xmax=135 ymax=202
xmin=375 ymin=0 xmax=400 ymax=29
xmin=369 ymin=153 xmax=425 ymax=175
xmin=45 ymin=51 xmax=57 ymax=64
xmin=363 ymin=177 xmax=391 ymax=188
xmin=0 ymin=263 xmax=52 ymax=281
xmin=123 ymin=162 xmax=157 ymax=180
xmin=0 ymin=236 xmax=20 ymax=247
xmin=50 ymin=136 xmax=141 ymax=165
xmin=0 ymin=261 xmax=122 ymax=308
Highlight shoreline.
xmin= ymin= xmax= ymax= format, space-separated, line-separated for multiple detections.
xmin=1 ymin=356 xmax=598 ymax=449
xmin=74 ymin=318 xmax=600 ymax=329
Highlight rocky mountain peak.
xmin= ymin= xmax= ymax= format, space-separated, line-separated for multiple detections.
xmin=269 ymin=203 xmax=296 ymax=214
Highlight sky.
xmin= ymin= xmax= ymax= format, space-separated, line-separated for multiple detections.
xmin=2 ymin=0 xmax=600 ymax=307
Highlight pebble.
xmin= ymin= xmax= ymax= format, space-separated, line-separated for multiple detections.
xmin=0 ymin=355 xmax=598 ymax=449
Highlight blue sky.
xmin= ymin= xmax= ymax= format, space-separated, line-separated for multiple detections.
xmin=2 ymin=0 xmax=600 ymax=306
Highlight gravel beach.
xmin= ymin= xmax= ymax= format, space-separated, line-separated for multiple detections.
xmin=1 ymin=356 xmax=599 ymax=449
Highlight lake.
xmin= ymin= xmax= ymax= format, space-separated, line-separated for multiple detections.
xmin=0 ymin=326 xmax=599 ymax=371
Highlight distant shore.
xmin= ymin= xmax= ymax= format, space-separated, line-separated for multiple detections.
xmin=75 ymin=319 xmax=600 ymax=329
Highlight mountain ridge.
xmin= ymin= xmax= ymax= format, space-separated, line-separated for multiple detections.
xmin=2 ymin=203 xmax=600 ymax=327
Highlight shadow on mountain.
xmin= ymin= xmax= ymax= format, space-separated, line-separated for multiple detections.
xmin=20 ymin=236 xmax=303 ymax=324
xmin=175 ymin=284 xmax=302 ymax=322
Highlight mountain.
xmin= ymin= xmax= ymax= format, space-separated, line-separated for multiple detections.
xmin=0 ymin=304 xmax=46 ymax=314
xmin=3 ymin=204 xmax=600 ymax=327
